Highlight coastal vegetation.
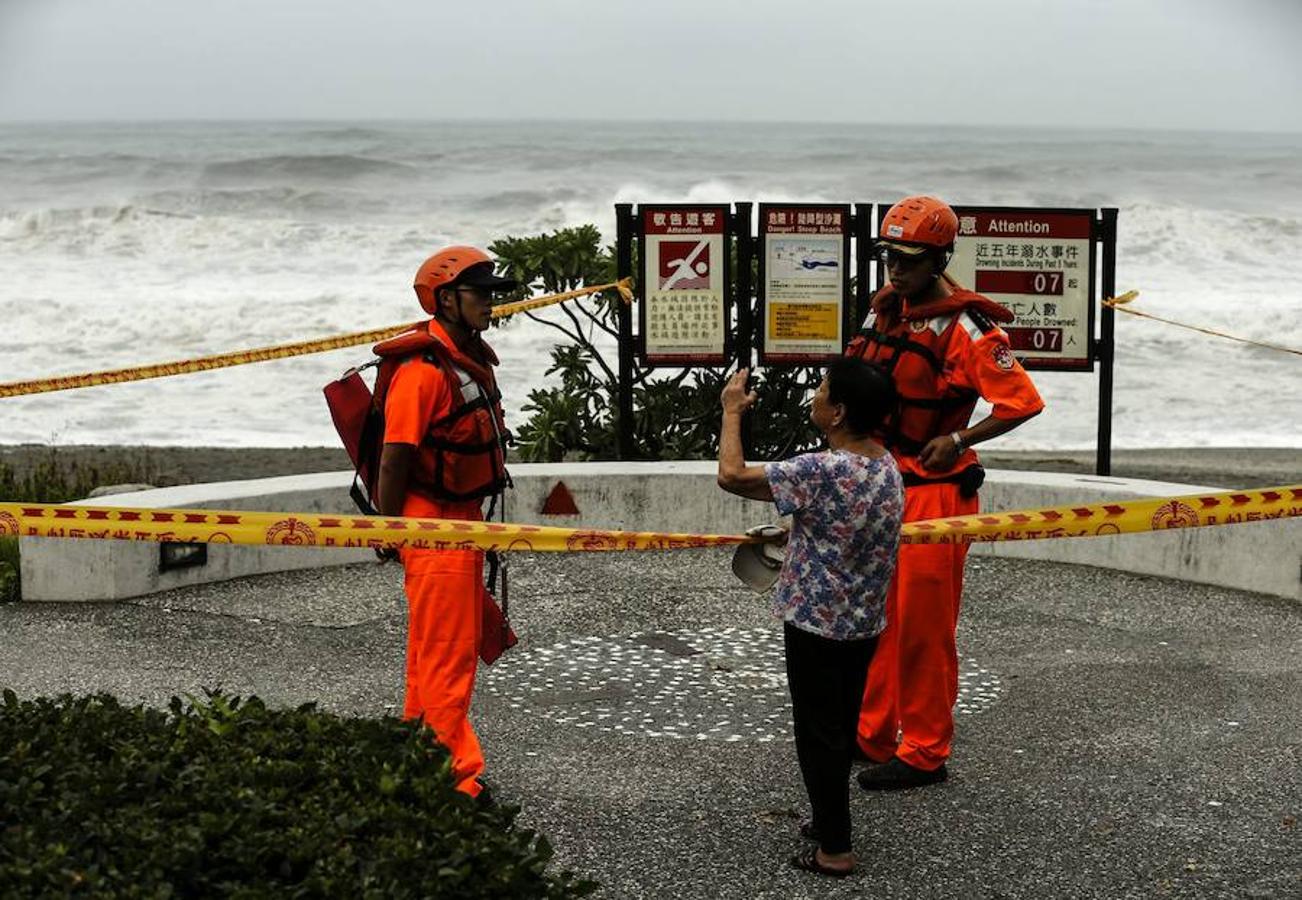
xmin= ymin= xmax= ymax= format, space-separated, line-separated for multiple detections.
xmin=0 ymin=690 xmax=595 ymax=897
xmin=0 ymin=540 xmax=16 ymax=605
xmin=490 ymin=224 xmax=823 ymax=463
xmin=0 ymin=448 xmax=161 ymax=504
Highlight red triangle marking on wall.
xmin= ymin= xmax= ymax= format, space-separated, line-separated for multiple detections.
xmin=541 ymin=481 xmax=580 ymax=516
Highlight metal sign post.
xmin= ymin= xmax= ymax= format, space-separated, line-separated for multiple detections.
xmin=615 ymin=203 xmax=636 ymax=459
xmin=852 ymin=203 xmax=874 ymax=326
xmin=733 ymin=202 xmax=755 ymax=372
xmin=1096 ymin=207 xmax=1119 ymax=475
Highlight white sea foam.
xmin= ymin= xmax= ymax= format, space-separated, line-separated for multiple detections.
xmin=0 ymin=121 xmax=1299 ymax=451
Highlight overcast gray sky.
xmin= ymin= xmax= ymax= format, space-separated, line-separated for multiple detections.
xmin=1 ymin=0 xmax=1299 ymax=131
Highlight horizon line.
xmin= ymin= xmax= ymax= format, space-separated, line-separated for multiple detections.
xmin=1 ymin=116 xmax=1300 ymax=138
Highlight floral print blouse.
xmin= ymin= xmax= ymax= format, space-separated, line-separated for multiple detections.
xmin=765 ymin=449 xmax=904 ymax=641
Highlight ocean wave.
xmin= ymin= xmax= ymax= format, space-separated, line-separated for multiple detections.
xmin=0 ymin=187 xmax=395 ymax=241
xmin=929 ymin=163 xmax=1030 ymax=183
xmin=0 ymin=203 xmax=413 ymax=268
xmin=139 ymin=187 xmax=394 ymax=218
xmin=296 ymin=126 xmax=393 ymax=141
xmin=200 ymin=154 xmax=416 ymax=183
xmin=474 ymin=187 xmax=581 ymax=212
xmin=0 ymin=151 xmax=157 ymax=167
xmin=1119 ymin=203 xmax=1302 ymax=277
xmin=0 ymin=121 xmax=1296 ymax=450
xmin=0 ymin=204 xmax=144 ymax=241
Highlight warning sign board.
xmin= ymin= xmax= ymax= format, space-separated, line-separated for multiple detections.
xmin=758 ymin=203 xmax=851 ymax=365
xmin=638 ymin=205 xmax=730 ymax=366
xmin=948 ymin=207 xmax=1096 ymax=371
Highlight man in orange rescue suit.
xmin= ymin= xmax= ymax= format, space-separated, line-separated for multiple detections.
xmin=847 ymin=196 xmax=1044 ymax=790
xmin=375 ymin=246 xmax=516 ymax=800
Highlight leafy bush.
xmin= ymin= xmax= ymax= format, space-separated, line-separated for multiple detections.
xmin=0 ymin=538 xmax=17 ymax=603
xmin=0 ymin=691 xmax=595 ymax=898
xmin=490 ymin=225 xmax=822 ymax=462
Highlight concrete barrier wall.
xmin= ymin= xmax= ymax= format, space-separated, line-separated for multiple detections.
xmin=969 ymin=470 xmax=1299 ymax=599
xmin=19 ymin=463 xmax=1300 ymax=602
xmin=20 ymin=473 xmax=374 ymax=601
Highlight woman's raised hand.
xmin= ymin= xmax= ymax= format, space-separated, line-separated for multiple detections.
xmin=720 ymin=368 xmax=758 ymax=415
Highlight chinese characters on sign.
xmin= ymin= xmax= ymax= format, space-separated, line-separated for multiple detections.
xmin=949 ymin=209 xmax=1095 ymax=371
xmin=639 ymin=205 xmax=730 ymax=366
xmin=758 ymin=204 xmax=851 ymax=364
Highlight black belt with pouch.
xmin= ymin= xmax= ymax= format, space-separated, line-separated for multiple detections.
xmin=901 ymin=464 xmax=985 ymax=498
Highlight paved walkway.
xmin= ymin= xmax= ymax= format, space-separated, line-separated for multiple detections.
xmin=1 ymin=551 xmax=1298 ymax=899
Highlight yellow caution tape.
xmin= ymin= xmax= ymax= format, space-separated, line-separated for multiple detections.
xmin=2 ymin=485 xmax=1297 ymax=553
xmin=0 ymin=279 xmax=633 ymax=400
xmin=494 ymin=278 xmax=633 ymax=317
xmin=0 ymin=500 xmax=739 ymax=553
xmin=899 ymin=484 xmax=1302 ymax=545
xmin=1103 ymin=291 xmax=1302 ymax=358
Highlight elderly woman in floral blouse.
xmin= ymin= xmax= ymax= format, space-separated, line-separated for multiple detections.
xmin=717 ymin=358 xmax=903 ymax=878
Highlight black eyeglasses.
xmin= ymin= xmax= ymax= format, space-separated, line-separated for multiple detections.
xmin=454 ymin=285 xmax=493 ymax=301
xmin=880 ymin=249 xmax=930 ymax=269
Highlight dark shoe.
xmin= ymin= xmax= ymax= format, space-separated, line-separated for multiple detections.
xmin=789 ymin=845 xmax=854 ymax=878
xmin=856 ymin=756 xmax=948 ymax=791
xmin=852 ymin=744 xmax=890 ymax=765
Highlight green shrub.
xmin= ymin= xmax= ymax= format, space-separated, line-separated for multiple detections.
xmin=0 ymin=538 xmax=18 ymax=603
xmin=490 ymin=225 xmax=822 ymax=462
xmin=0 ymin=690 xmax=595 ymax=898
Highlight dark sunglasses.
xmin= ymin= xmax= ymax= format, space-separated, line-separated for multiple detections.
xmin=878 ymin=248 xmax=931 ymax=269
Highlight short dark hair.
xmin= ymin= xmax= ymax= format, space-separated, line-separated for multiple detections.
xmin=825 ymin=357 xmax=896 ymax=435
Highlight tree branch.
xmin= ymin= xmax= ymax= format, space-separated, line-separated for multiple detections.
xmin=568 ymin=310 xmax=618 ymax=385
xmin=523 ymin=310 xmax=586 ymax=348
xmin=576 ymin=299 xmax=620 ymax=341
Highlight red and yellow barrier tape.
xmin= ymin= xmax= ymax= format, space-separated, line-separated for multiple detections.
xmin=3 ymin=485 xmax=1297 ymax=553
xmin=900 ymin=484 xmax=1301 ymax=544
xmin=0 ymin=500 xmax=739 ymax=553
xmin=0 ymin=279 xmax=633 ymax=400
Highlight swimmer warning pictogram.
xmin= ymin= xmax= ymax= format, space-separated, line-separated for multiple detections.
xmin=659 ymin=240 xmax=711 ymax=290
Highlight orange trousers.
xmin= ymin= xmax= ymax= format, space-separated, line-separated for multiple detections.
xmin=858 ymin=482 xmax=978 ymax=771
xmin=401 ymin=545 xmax=485 ymax=797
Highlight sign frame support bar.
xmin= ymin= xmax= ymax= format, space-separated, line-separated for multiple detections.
xmin=1095 ymin=207 xmax=1118 ymax=476
xmin=615 ymin=202 xmax=636 ymax=459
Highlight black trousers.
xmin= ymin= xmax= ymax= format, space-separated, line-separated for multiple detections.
xmin=784 ymin=621 xmax=879 ymax=855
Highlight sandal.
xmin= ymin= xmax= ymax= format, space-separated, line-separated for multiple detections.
xmin=789 ymin=845 xmax=854 ymax=878
xmin=798 ymin=819 xmax=819 ymax=842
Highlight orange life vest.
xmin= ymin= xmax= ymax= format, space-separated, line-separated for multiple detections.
xmin=322 ymin=322 xmax=517 ymax=667
xmin=846 ymin=285 xmax=1014 ymax=458
xmin=370 ymin=323 xmax=511 ymax=504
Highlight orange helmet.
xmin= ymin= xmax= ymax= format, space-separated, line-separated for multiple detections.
xmin=413 ymin=246 xmax=517 ymax=314
xmin=878 ymin=196 xmax=958 ymax=256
